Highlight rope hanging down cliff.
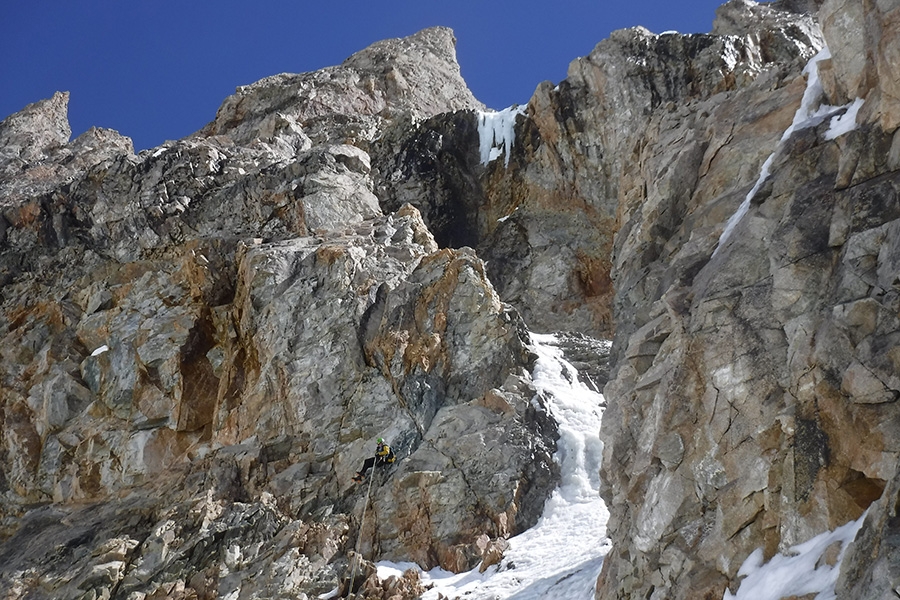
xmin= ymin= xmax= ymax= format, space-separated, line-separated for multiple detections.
xmin=347 ymin=467 xmax=376 ymax=597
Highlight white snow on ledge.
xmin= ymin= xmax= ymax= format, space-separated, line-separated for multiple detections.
xmin=825 ymin=97 xmax=865 ymax=140
xmin=497 ymin=206 xmax=519 ymax=223
xmin=723 ymin=511 xmax=867 ymax=600
xmin=477 ymin=104 xmax=527 ymax=167
xmin=90 ymin=344 xmax=109 ymax=357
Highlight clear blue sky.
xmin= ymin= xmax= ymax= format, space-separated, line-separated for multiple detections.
xmin=1 ymin=0 xmax=727 ymax=151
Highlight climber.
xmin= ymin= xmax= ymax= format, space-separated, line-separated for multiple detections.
xmin=352 ymin=437 xmax=395 ymax=482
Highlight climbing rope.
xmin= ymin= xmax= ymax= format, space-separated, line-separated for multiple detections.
xmin=348 ymin=469 xmax=376 ymax=598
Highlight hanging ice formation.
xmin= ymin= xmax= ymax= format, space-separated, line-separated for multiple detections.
xmin=477 ymin=104 xmax=527 ymax=167
xmin=713 ymin=47 xmax=864 ymax=257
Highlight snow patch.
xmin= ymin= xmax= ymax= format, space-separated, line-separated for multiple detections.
xmin=376 ymin=562 xmax=418 ymax=580
xmin=714 ymin=47 xmax=837 ymax=257
xmin=497 ymin=206 xmax=520 ymax=222
xmin=380 ymin=333 xmax=611 ymax=599
xmin=724 ymin=512 xmax=867 ymax=600
xmin=316 ymin=587 xmax=340 ymax=600
xmin=722 ymin=40 xmax=742 ymax=72
xmin=825 ymin=97 xmax=865 ymax=140
xmin=91 ymin=344 xmax=109 ymax=357
xmin=477 ymin=105 xmax=527 ymax=167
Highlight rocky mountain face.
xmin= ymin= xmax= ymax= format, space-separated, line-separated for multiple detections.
xmin=2 ymin=1 xmax=899 ymax=599
xmin=596 ymin=0 xmax=900 ymax=598
xmin=0 ymin=28 xmax=559 ymax=600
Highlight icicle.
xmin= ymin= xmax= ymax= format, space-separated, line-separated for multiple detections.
xmin=477 ymin=104 xmax=527 ymax=167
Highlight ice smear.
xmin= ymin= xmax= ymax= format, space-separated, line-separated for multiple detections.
xmin=825 ymin=97 xmax=865 ymax=140
xmin=478 ymin=104 xmax=527 ymax=167
xmin=724 ymin=511 xmax=867 ymax=600
xmin=91 ymin=344 xmax=109 ymax=356
xmin=378 ymin=333 xmax=610 ymax=600
xmin=713 ymin=47 xmax=838 ymax=257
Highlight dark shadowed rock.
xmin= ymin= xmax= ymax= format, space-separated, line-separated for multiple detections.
xmin=374 ymin=8 xmax=822 ymax=339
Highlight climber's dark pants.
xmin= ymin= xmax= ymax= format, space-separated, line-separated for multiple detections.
xmin=358 ymin=456 xmax=388 ymax=476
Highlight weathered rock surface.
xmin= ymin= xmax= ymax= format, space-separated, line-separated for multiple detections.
xmin=597 ymin=1 xmax=900 ymax=598
xmin=5 ymin=1 xmax=900 ymax=598
xmin=818 ymin=0 xmax=900 ymax=131
xmin=0 ymin=28 xmax=556 ymax=600
xmin=375 ymin=0 xmax=822 ymax=339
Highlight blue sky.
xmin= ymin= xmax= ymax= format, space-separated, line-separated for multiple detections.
xmin=2 ymin=0 xmax=727 ymax=151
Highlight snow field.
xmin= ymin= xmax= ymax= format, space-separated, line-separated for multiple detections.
xmin=378 ymin=332 xmax=611 ymax=599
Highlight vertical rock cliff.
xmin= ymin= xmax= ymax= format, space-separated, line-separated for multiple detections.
xmin=596 ymin=0 xmax=900 ymax=598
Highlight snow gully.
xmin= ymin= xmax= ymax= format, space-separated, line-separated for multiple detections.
xmin=377 ymin=333 xmax=611 ymax=600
